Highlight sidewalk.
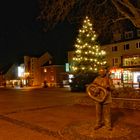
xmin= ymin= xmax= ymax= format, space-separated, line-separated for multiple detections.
xmin=0 ymin=104 xmax=140 ymax=140
xmin=0 ymin=87 xmax=140 ymax=139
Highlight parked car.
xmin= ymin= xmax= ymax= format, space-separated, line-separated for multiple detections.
xmin=70 ymin=73 xmax=98 ymax=92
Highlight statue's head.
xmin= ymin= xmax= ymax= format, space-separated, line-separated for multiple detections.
xmin=98 ymin=68 xmax=107 ymax=77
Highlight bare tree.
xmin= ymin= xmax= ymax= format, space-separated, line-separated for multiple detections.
xmin=112 ymin=0 xmax=140 ymax=28
xmin=38 ymin=0 xmax=140 ymax=41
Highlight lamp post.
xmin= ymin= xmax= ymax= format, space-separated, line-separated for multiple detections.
xmin=43 ymin=68 xmax=48 ymax=88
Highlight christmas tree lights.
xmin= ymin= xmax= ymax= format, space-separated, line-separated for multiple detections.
xmin=72 ymin=16 xmax=107 ymax=74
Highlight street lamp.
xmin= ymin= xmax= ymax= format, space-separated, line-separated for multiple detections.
xmin=43 ymin=68 xmax=48 ymax=88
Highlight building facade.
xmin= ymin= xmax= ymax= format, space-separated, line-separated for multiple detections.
xmin=2 ymin=63 xmax=25 ymax=87
xmin=40 ymin=65 xmax=66 ymax=87
xmin=24 ymin=52 xmax=52 ymax=86
xmin=102 ymin=29 xmax=140 ymax=88
xmin=67 ymin=29 xmax=140 ymax=88
xmin=1 ymin=52 xmax=68 ymax=87
xmin=102 ymin=39 xmax=140 ymax=88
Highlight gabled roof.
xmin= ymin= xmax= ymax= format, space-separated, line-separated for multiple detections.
xmin=41 ymin=59 xmax=54 ymax=67
xmin=38 ymin=52 xmax=52 ymax=66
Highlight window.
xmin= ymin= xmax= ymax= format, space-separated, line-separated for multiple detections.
xmin=136 ymin=42 xmax=140 ymax=49
xmin=112 ymin=58 xmax=119 ymax=66
xmin=123 ymin=58 xmax=131 ymax=66
xmin=51 ymin=76 xmax=54 ymax=81
xmin=124 ymin=44 xmax=129 ymax=50
xmin=123 ymin=71 xmax=133 ymax=83
xmin=114 ymin=58 xmax=118 ymax=63
xmin=44 ymin=68 xmax=47 ymax=73
xmin=137 ymin=29 xmax=140 ymax=37
xmin=124 ymin=31 xmax=133 ymax=39
xmin=123 ymin=56 xmax=140 ymax=66
xmin=112 ymin=46 xmax=118 ymax=52
xmin=113 ymin=33 xmax=121 ymax=41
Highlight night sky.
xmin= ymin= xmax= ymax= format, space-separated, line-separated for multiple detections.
xmin=0 ymin=0 xmax=77 ymax=68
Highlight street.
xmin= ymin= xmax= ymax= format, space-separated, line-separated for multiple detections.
xmin=0 ymin=87 xmax=140 ymax=140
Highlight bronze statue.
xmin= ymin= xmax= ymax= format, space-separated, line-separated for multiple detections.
xmin=87 ymin=68 xmax=114 ymax=131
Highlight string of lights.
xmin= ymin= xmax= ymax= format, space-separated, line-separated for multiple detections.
xmin=72 ymin=16 xmax=107 ymax=73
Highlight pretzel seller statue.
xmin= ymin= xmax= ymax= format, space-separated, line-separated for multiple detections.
xmin=87 ymin=68 xmax=114 ymax=131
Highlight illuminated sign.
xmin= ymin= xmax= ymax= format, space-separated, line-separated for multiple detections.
xmin=65 ymin=63 xmax=70 ymax=72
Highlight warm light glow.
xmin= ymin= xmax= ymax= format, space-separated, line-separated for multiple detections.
xmin=18 ymin=66 xmax=25 ymax=77
xmin=24 ymin=72 xmax=30 ymax=77
xmin=72 ymin=16 xmax=107 ymax=74
xmin=44 ymin=68 xmax=47 ymax=72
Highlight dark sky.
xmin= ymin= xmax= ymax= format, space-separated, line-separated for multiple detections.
xmin=0 ymin=0 xmax=77 ymax=68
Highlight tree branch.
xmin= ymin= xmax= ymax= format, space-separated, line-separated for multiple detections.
xmin=96 ymin=0 xmax=108 ymax=6
xmin=112 ymin=0 xmax=140 ymax=28
xmin=111 ymin=17 xmax=127 ymax=23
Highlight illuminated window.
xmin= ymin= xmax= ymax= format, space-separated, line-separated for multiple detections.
xmin=123 ymin=58 xmax=131 ymax=66
xmin=123 ymin=56 xmax=140 ymax=66
xmin=51 ymin=76 xmax=54 ymax=81
xmin=44 ymin=68 xmax=47 ymax=73
xmin=123 ymin=71 xmax=133 ymax=83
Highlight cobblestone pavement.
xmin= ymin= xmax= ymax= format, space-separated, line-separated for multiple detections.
xmin=0 ymin=87 xmax=139 ymax=140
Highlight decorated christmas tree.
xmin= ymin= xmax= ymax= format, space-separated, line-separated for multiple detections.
xmin=71 ymin=16 xmax=107 ymax=74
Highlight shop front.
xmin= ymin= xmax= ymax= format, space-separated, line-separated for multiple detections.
xmin=110 ymin=68 xmax=123 ymax=87
xmin=110 ymin=68 xmax=140 ymax=88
